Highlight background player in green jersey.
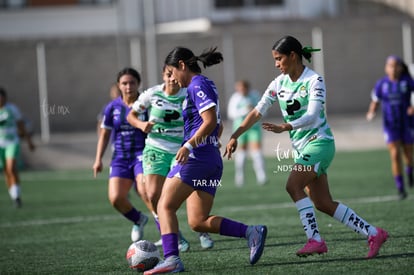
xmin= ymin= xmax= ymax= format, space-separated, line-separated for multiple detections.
xmin=127 ymin=65 xmax=214 ymax=251
xmin=0 ymin=87 xmax=35 ymax=207
xmin=225 ymin=35 xmax=388 ymax=259
xmin=227 ymin=80 xmax=267 ymax=187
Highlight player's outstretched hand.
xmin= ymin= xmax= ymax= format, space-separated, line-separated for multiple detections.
xmin=224 ymin=138 xmax=238 ymax=160
xmin=262 ymin=122 xmax=285 ymax=133
xmin=93 ymin=160 xmax=103 ymax=178
xmin=366 ymin=111 xmax=376 ymax=121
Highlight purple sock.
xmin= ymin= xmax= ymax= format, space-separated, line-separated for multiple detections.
xmin=405 ymin=166 xmax=413 ymax=185
xmin=219 ymin=218 xmax=248 ymax=238
xmin=154 ymin=217 xmax=160 ymax=232
xmin=162 ymin=233 xmax=179 ymax=258
xmin=394 ymin=175 xmax=405 ymax=192
xmin=123 ymin=208 xmax=141 ymax=224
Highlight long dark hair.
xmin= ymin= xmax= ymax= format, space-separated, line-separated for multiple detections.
xmin=116 ymin=67 xmax=141 ymax=84
xmin=164 ymin=47 xmax=223 ymax=73
xmin=0 ymin=87 xmax=7 ymax=99
xmin=387 ymin=55 xmax=412 ymax=79
xmin=272 ymin=35 xmax=319 ymax=63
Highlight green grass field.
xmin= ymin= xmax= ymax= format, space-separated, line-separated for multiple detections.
xmin=1 ymin=149 xmax=414 ymax=274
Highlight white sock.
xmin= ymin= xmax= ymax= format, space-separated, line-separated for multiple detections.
xmin=152 ymin=211 xmax=158 ymax=219
xmin=8 ymin=184 xmax=21 ymax=200
xmin=234 ymin=151 xmax=246 ymax=186
xmin=333 ymin=203 xmax=378 ymax=237
xmin=295 ymin=197 xmax=322 ymax=242
xmin=250 ymin=150 xmax=267 ymax=184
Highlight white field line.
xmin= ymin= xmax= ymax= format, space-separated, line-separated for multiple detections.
xmin=0 ymin=195 xmax=407 ymax=228
xmin=222 ymin=195 xmax=400 ymax=213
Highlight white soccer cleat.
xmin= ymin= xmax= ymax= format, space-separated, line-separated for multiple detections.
xmin=131 ymin=214 xmax=149 ymax=242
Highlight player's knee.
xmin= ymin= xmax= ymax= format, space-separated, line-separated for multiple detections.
xmin=188 ymin=222 xmax=203 ymax=232
xmin=147 ymin=190 xmax=161 ymax=206
xmin=285 ymin=183 xmax=296 ymax=196
xmin=3 ymin=166 xmax=15 ymax=177
xmin=187 ymin=218 xmax=205 ymax=232
xmin=108 ymin=193 xmax=123 ymax=207
xmin=156 ymin=200 xmax=177 ymax=215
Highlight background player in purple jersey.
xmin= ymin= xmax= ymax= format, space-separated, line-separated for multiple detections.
xmin=93 ymin=68 xmax=151 ymax=242
xmin=144 ymin=47 xmax=267 ymax=275
xmin=367 ymin=55 xmax=414 ymax=199
xmin=96 ymin=83 xmax=120 ymax=137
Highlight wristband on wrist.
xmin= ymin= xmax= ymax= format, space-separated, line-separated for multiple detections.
xmin=183 ymin=142 xmax=193 ymax=151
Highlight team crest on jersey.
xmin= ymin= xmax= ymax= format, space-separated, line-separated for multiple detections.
xmin=299 ymin=86 xmax=308 ymax=97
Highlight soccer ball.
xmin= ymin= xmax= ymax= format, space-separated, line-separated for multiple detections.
xmin=126 ymin=240 xmax=160 ymax=272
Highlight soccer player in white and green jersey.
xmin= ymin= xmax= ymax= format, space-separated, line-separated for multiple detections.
xmin=127 ymin=65 xmax=214 ymax=251
xmin=227 ymin=80 xmax=267 ymax=187
xmin=0 ymin=88 xmax=35 ymax=207
xmin=225 ymin=35 xmax=388 ymax=259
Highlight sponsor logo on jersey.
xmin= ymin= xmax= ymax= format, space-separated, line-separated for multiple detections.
xmin=155 ymin=99 xmax=164 ymax=107
xmin=199 ymin=100 xmax=213 ymax=107
xmin=313 ymin=88 xmax=325 ymax=98
xmin=197 ymin=90 xmax=207 ymax=100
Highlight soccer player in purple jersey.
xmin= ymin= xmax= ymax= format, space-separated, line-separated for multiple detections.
xmin=93 ymin=68 xmax=151 ymax=242
xmin=367 ymin=55 xmax=414 ymax=199
xmin=144 ymin=47 xmax=267 ymax=274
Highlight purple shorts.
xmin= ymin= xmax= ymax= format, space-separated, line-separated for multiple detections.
xmin=109 ymin=153 xmax=143 ymax=180
xmin=384 ymin=127 xmax=414 ymax=144
xmin=167 ymin=146 xmax=223 ymax=196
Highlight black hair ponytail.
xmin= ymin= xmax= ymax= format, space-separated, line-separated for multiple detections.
xmin=272 ymin=36 xmax=320 ymax=63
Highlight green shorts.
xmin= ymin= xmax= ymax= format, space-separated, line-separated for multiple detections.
xmin=234 ymin=121 xmax=262 ymax=146
xmin=294 ymin=139 xmax=335 ymax=177
xmin=0 ymin=143 xmax=21 ymax=167
xmin=143 ymin=146 xmax=176 ymax=177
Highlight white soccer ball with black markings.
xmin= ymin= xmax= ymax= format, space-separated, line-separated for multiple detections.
xmin=126 ymin=240 xmax=160 ymax=272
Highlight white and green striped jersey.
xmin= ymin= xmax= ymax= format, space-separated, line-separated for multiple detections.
xmin=0 ymin=103 xmax=22 ymax=147
xmin=255 ymin=67 xmax=334 ymax=152
xmin=227 ymin=91 xmax=261 ymax=123
xmin=132 ymin=84 xmax=186 ymax=153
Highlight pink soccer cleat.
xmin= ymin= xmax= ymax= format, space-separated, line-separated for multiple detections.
xmin=367 ymin=227 xmax=389 ymax=259
xmin=296 ymin=238 xmax=328 ymax=257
